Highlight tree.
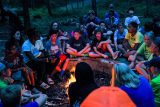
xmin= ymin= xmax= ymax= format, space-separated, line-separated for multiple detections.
xmin=47 ymin=0 xmax=52 ymax=16
xmin=91 ymin=0 xmax=97 ymax=16
xmin=145 ymin=0 xmax=150 ymax=16
xmin=65 ymin=0 xmax=69 ymax=12
xmin=77 ymin=0 xmax=79 ymax=8
xmin=23 ymin=0 xmax=30 ymax=31
xmin=82 ymin=0 xmax=85 ymax=6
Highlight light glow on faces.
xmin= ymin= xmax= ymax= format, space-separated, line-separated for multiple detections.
xmin=14 ymin=31 xmax=21 ymax=40
xmin=96 ymin=32 xmax=102 ymax=41
xmin=144 ymin=35 xmax=152 ymax=47
xmin=51 ymin=34 xmax=57 ymax=43
xmin=74 ymin=32 xmax=80 ymax=40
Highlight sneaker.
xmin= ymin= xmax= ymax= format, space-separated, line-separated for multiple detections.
xmin=40 ymin=82 xmax=50 ymax=90
xmin=47 ymin=78 xmax=54 ymax=85
xmin=82 ymin=54 xmax=89 ymax=57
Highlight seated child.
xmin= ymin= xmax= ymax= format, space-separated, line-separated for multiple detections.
xmin=66 ymin=29 xmax=90 ymax=57
xmin=89 ymin=28 xmax=119 ymax=59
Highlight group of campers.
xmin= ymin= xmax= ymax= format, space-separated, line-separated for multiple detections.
xmin=0 ymin=3 xmax=160 ymax=107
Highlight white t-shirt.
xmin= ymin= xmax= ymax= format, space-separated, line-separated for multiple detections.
xmin=35 ymin=39 xmax=44 ymax=51
xmin=22 ymin=39 xmax=41 ymax=63
xmin=125 ymin=16 xmax=140 ymax=27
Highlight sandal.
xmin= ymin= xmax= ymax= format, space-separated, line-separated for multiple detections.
xmin=47 ymin=78 xmax=54 ymax=85
xmin=40 ymin=82 xmax=50 ymax=90
xmin=113 ymin=51 xmax=119 ymax=60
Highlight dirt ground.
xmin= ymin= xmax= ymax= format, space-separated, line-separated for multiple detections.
xmin=44 ymin=70 xmax=111 ymax=107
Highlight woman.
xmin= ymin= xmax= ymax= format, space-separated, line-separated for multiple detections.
xmin=111 ymin=63 xmax=155 ymax=107
xmin=5 ymin=29 xmax=24 ymax=52
xmin=68 ymin=62 xmax=98 ymax=107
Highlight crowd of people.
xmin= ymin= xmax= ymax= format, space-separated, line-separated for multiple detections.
xmin=0 ymin=3 xmax=160 ymax=107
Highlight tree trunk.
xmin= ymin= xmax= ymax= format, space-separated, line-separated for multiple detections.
xmin=71 ymin=0 xmax=74 ymax=11
xmin=145 ymin=0 xmax=150 ymax=16
xmin=91 ymin=0 xmax=97 ymax=16
xmin=23 ymin=0 xmax=30 ymax=31
xmin=77 ymin=0 xmax=79 ymax=8
xmin=82 ymin=0 xmax=84 ymax=6
xmin=47 ymin=0 xmax=52 ymax=16
xmin=65 ymin=0 xmax=69 ymax=12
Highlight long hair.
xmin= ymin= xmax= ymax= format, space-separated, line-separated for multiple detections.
xmin=113 ymin=63 xmax=140 ymax=88
xmin=75 ymin=62 xmax=95 ymax=85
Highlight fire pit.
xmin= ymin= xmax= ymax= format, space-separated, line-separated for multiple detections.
xmin=45 ymin=58 xmax=114 ymax=107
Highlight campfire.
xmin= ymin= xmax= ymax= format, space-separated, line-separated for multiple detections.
xmin=65 ymin=66 xmax=76 ymax=88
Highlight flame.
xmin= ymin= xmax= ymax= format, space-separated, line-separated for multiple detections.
xmin=65 ymin=66 xmax=76 ymax=88
xmin=69 ymin=74 xmax=76 ymax=84
xmin=70 ymin=66 xmax=76 ymax=73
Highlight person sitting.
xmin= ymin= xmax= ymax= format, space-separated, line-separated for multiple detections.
xmin=114 ymin=22 xmax=128 ymax=51
xmin=45 ymin=30 xmax=69 ymax=77
xmin=66 ymin=29 xmax=90 ymax=57
xmin=139 ymin=21 xmax=154 ymax=35
xmin=136 ymin=37 xmax=160 ymax=80
xmin=0 ymin=84 xmax=47 ymax=107
xmin=4 ymin=43 xmax=39 ymax=93
xmin=104 ymin=10 xmax=119 ymax=31
xmin=21 ymin=28 xmax=50 ymax=89
xmin=68 ymin=62 xmax=98 ymax=107
xmin=128 ymin=31 xmax=154 ymax=68
xmin=0 ymin=62 xmax=13 ymax=84
xmin=85 ymin=10 xmax=100 ymax=39
xmin=111 ymin=63 xmax=155 ymax=107
xmin=118 ymin=22 xmax=144 ymax=58
xmin=104 ymin=3 xmax=119 ymax=20
xmin=125 ymin=7 xmax=140 ymax=28
xmin=5 ymin=28 xmax=24 ymax=52
xmin=49 ymin=22 xmax=65 ymax=38
xmin=99 ymin=21 xmax=109 ymax=39
xmin=89 ymin=28 xmax=119 ymax=59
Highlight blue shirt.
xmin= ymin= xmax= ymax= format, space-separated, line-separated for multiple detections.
xmin=45 ymin=39 xmax=61 ymax=55
xmin=120 ymin=76 xmax=155 ymax=107
xmin=0 ymin=102 xmax=39 ymax=107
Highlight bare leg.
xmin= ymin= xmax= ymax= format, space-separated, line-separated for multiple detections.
xmin=118 ymin=45 xmax=126 ymax=54
xmin=81 ymin=47 xmax=91 ymax=54
xmin=106 ymin=44 xmax=119 ymax=59
xmin=124 ymin=50 xmax=136 ymax=58
xmin=89 ymin=52 xmax=103 ymax=58
xmin=22 ymin=68 xmax=32 ymax=85
xmin=62 ymin=58 xmax=69 ymax=71
xmin=29 ymin=70 xmax=35 ymax=86
xmin=66 ymin=49 xmax=82 ymax=56
xmin=135 ymin=63 xmax=150 ymax=80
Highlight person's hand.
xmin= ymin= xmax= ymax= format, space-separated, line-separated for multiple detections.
xmin=44 ymin=58 xmax=49 ymax=62
xmin=73 ymin=49 xmax=77 ymax=53
xmin=107 ymin=39 xmax=112 ymax=44
xmin=90 ymin=22 xmax=95 ymax=26
xmin=128 ymin=55 xmax=135 ymax=61
xmin=94 ymin=48 xmax=98 ymax=53
xmin=137 ymin=61 xmax=144 ymax=66
xmin=97 ymin=43 xmax=102 ymax=49
xmin=21 ymin=96 xmax=31 ymax=104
